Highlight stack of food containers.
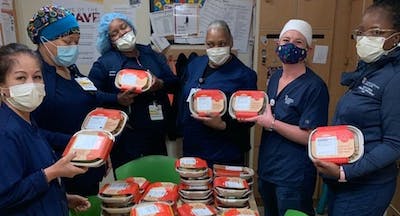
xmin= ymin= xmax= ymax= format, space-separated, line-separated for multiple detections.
xmin=175 ymin=157 xmax=213 ymax=204
xmin=98 ymin=178 xmax=141 ymax=215
xmin=213 ymin=177 xmax=251 ymax=211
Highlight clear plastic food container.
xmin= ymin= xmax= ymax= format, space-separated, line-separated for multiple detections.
xmin=141 ymin=182 xmax=179 ymax=205
xmin=62 ymin=129 xmax=114 ymax=167
xmin=115 ymin=69 xmax=153 ymax=93
xmin=98 ymin=178 xmax=140 ymax=204
xmin=189 ymin=89 xmax=227 ymax=117
xmin=82 ymin=108 xmax=128 ymax=136
xmin=308 ymin=125 xmax=364 ymax=164
xmin=175 ymin=157 xmax=209 ymax=178
xmin=228 ymin=90 xmax=268 ymax=119
xmin=213 ymin=164 xmax=254 ymax=180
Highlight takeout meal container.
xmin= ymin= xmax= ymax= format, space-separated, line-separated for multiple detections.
xmin=176 ymin=157 xmax=209 ymax=178
xmin=214 ymin=177 xmax=250 ymax=198
xmin=221 ymin=208 xmax=259 ymax=216
xmin=130 ymin=202 xmax=174 ymax=216
xmin=215 ymin=195 xmax=250 ymax=207
xmin=179 ymin=189 xmax=213 ymax=200
xmin=82 ymin=108 xmax=128 ymax=136
xmin=62 ymin=129 xmax=114 ymax=167
xmin=98 ymin=178 xmax=141 ymax=205
xmin=177 ymin=203 xmax=217 ymax=216
xmin=189 ymin=89 xmax=227 ymax=117
xmin=130 ymin=177 xmax=150 ymax=194
xmin=213 ymin=164 xmax=254 ymax=180
xmin=215 ymin=203 xmax=250 ymax=212
xmin=141 ymin=182 xmax=179 ymax=205
xmin=102 ymin=205 xmax=133 ymax=215
xmin=308 ymin=125 xmax=364 ymax=164
xmin=180 ymin=169 xmax=212 ymax=187
xmin=228 ymin=90 xmax=268 ymax=119
xmin=115 ymin=69 xmax=153 ymax=93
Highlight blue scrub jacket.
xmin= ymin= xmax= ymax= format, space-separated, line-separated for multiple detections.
xmin=0 ymin=103 xmax=69 ymax=215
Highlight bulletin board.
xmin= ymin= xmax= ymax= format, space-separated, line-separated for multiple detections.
xmin=148 ymin=0 xmax=254 ymax=53
xmin=0 ymin=0 xmax=18 ymax=45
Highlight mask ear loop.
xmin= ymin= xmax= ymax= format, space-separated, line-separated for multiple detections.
xmin=40 ymin=36 xmax=60 ymax=66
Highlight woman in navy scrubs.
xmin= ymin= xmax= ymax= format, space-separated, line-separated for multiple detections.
xmin=0 ymin=43 xmax=89 ymax=215
xmin=27 ymin=4 xmax=105 ymax=196
xmin=314 ymin=1 xmax=400 ymax=215
xmin=243 ymin=19 xmax=329 ymax=216
xmin=177 ymin=20 xmax=257 ymax=167
xmin=89 ymin=13 xmax=178 ymax=169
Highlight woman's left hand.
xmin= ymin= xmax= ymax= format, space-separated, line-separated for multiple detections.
xmin=67 ymin=194 xmax=91 ymax=212
xmin=313 ymin=159 xmax=340 ymax=179
xmin=149 ymin=74 xmax=164 ymax=92
xmin=192 ymin=113 xmax=226 ymax=130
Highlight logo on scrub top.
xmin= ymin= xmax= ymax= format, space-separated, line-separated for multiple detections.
xmin=284 ymin=95 xmax=294 ymax=105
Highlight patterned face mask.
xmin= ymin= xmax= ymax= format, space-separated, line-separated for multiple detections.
xmin=276 ymin=43 xmax=307 ymax=64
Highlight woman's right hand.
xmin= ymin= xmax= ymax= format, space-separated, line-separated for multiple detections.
xmin=117 ymin=87 xmax=137 ymax=106
xmin=43 ymin=152 xmax=88 ymax=182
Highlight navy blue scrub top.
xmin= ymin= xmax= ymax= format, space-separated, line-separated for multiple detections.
xmin=329 ymin=48 xmax=400 ymax=184
xmin=258 ymin=67 xmax=329 ymax=186
xmin=178 ymin=55 xmax=257 ymax=166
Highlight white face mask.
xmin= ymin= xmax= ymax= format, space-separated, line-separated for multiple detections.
xmin=4 ymin=83 xmax=46 ymax=112
xmin=206 ymin=46 xmax=231 ymax=66
xmin=356 ymin=36 xmax=390 ymax=63
xmin=114 ymin=31 xmax=137 ymax=52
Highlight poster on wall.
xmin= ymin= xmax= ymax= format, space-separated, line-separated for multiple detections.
xmin=151 ymin=0 xmax=205 ymax=11
xmin=55 ymin=0 xmax=104 ymax=65
xmin=1 ymin=0 xmax=17 ymax=44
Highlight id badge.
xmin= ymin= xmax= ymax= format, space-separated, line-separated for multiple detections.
xmin=149 ymin=104 xmax=164 ymax=121
xmin=75 ymin=77 xmax=97 ymax=91
xmin=186 ymin=88 xmax=200 ymax=102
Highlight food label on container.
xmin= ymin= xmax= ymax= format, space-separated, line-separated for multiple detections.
xmin=107 ymin=182 xmax=128 ymax=191
xmin=225 ymin=181 xmax=244 ymax=189
xmin=180 ymin=157 xmax=197 ymax=166
xmin=192 ymin=207 xmax=213 ymax=216
xmin=72 ymin=134 xmax=102 ymax=150
xmin=234 ymin=96 xmax=251 ymax=111
xmin=86 ymin=116 xmax=108 ymax=129
xmin=136 ymin=205 xmax=160 ymax=215
xmin=196 ymin=97 xmax=212 ymax=111
xmin=120 ymin=74 xmax=137 ymax=86
xmin=316 ymin=136 xmax=338 ymax=156
xmin=148 ymin=187 xmax=167 ymax=198
xmin=225 ymin=166 xmax=243 ymax=171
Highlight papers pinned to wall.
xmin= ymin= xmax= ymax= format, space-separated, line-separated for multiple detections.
xmin=149 ymin=0 xmax=254 ymax=53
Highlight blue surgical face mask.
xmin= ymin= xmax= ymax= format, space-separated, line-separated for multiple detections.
xmin=276 ymin=43 xmax=307 ymax=64
xmin=40 ymin=36 xmax=79 ymax=67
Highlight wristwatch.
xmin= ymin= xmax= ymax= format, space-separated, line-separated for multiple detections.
xmin=338 ymin=166 xmax=347 ymax=182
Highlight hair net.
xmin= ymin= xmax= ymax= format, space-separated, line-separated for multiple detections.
xmin=96 ymin=12 xmax=136 ymax=54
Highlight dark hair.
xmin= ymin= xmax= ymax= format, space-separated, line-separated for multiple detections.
xmin=0 ymin=43 xmax=40 ymax=84
xmin=368 ymin=0 xmax=400 ymax=31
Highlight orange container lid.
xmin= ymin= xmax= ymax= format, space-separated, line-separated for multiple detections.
xmin=82 ymin=108 xmax=128 ymax=136
xmin=99 ymin=179 xmax=140 ymax=196
xmin=222 ymin=208 xmax=259 ymax=216
xmin=176 ymin=157 xmax=208 ymax=169
xmin=190 ymin=89 xmax=227 ymax=117
xmin=141 ymin=182 xmax=179 ymax=203
xmin=115 ymin=69 xmax=152 ymax=93
xmin=308 ymin=125 xmax=364 ymax=164
xmin=213 ymin=177 xmax=249 ymax=190
xmin=177 ymin=203 xmax=217 ymax=216
xmin=130 ymin=202 xmax=174 ymax=216
xmin=62 ymin=130 xmax=114 ymax=167
xmin=229 ymin=90 xmax=267 ymax=119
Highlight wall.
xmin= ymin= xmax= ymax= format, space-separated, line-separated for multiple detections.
xmin=14 ymin=0 xmax=253 ymax=75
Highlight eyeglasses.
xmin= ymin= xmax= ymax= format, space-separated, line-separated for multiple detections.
xmin=352 ymin=28 xmax=397 ymax=39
